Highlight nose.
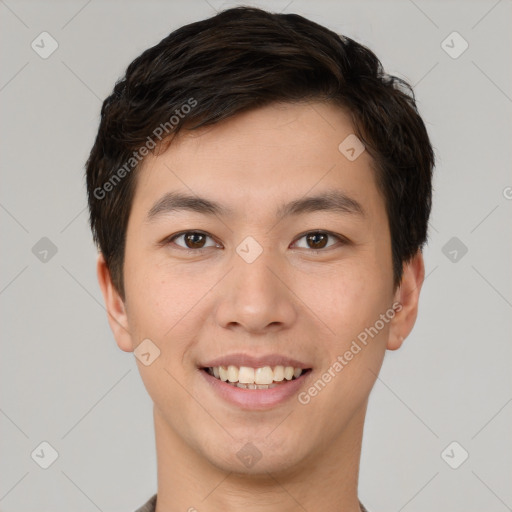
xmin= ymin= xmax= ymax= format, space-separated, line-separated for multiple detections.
xmin=214 ymin=245 xmax=298 ymax=334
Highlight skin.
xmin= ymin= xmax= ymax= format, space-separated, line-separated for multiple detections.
xmin=97 ymin=101 xmax=424 ymax=512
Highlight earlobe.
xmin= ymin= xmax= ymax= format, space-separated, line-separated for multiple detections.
xmin=96 ymin=253 xmax=134 ymax=353
xmin=387 ymin=250 xmax=425 ymax=351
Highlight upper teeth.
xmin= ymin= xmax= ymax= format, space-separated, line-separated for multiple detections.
xmin=209 ymin=365 xmax=303 ymax=384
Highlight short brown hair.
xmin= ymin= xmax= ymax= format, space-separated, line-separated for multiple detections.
xmin=86 ymin=6 xmax=435 ymax=300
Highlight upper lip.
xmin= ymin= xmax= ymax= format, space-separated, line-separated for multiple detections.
xmin=200 ymin=353 xmax=312 ymax=370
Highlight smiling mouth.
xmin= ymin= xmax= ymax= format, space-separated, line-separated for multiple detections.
xmin=201 ymin=366 xmax=312 ymax=389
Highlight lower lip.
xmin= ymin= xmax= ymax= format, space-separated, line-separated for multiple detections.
xmin=199 ymin=368 xmax=312 ymax=410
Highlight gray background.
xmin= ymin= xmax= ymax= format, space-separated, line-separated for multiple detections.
xmin=1 ymin=0 xmax=511 ymax=511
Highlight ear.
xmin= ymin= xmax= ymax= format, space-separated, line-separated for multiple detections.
xmin=387 ymin=250 xmax=425 ymax=351
xmin=96 ymin=252 xmax=134 ymax=352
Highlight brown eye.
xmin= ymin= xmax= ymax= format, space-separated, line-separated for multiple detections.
xmin=306 ymin=232 xmax=329 ymax=250
xmin=184 ymin=232 xmax=207 ymax=249
xmin=292 ymin=231 xmax=344 ymax=252
xmin=167 ymin=231 xmax=218 ymax=251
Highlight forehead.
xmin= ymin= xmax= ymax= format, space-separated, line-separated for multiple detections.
xmin=129 ymin=101 xmax=383 ymax=224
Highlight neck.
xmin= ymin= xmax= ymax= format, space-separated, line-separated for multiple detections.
xmin=154 ymin=401 xmax=367 ymax=512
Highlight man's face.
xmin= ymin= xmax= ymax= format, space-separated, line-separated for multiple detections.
xmin=107 ymin=101 xmax=405 ymax=474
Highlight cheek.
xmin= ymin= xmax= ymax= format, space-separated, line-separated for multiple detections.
xmin=123 ymin=251 xmax=174 ymax=339
xmin=315 ymin=260 xmax=391 ymax=334
xmin=310 ymin=268 xmax=392 ymax=406
xmin=124 ymin=254 xmax=213 ymax=348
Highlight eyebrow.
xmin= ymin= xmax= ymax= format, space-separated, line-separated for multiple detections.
xmin=145 ymin=189 xmax=365 ymax=223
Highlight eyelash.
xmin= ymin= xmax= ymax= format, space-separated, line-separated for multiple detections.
xmin=162 ymin=230 xmax=348 ymax=255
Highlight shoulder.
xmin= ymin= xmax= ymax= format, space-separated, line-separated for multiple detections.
xmin=134 ymin=493 xmax=157 ymax=512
